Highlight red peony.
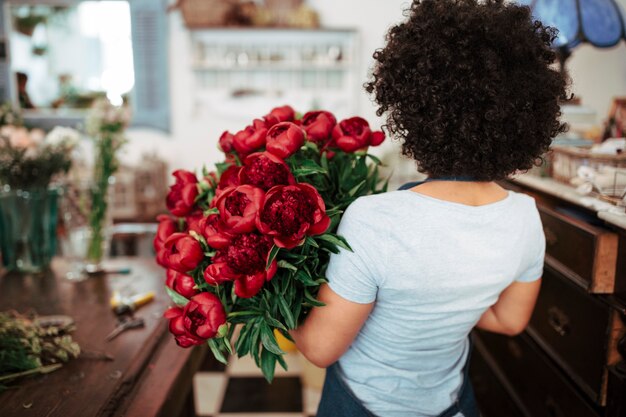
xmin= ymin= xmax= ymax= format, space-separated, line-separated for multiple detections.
xmin=226 ymin=233 xmax=273 ymax=275
xmin=239 ymin=152 xmax=295 ymax=191
xmin=302 ymin=111 xmax=337 ymax=144
xmin=264 ymin=105 xmax=295 ymax=127
xmin=266 ymin=122 xmax=306 ymax=159
xmin=200 ymin=214 xmax=232 ymax=249
xmin=166 ymin=170 xmax=199 ymax=217
xmin=203 ymin=252 xmax=239 ymax=286
xmin=217 ymin=165 xmax=241 ymax=195
xmin=218 ymin=131 xmax=234 ymax=153
xmin=164 ymin=307 xmax=203 ymax=347
xmin=257 ymin=183 xmax=331 ymax=248
xmin=214 ymin=185 xmax=264 ymax=234
xmin=332 ymin=117 xmax=385 ymax=152
xmin=164 ymin=292 xmax=226 ymax=347
xmin=203 ymin=233 xmax=278 ymax=298
xmin=233 ymin=119 xmax=267 ymax=156
xmin=166 ymin=269 xmax=198 ymax=299
xmin=155 ymin=214 xmax=180 ymax=267
xmin=162 ymin=233 xmax=204 ymax=273
xmin=185 ymin=210 xmax=205 ymax=235
xmin=155 ymin=214 xmax=179 ymax=252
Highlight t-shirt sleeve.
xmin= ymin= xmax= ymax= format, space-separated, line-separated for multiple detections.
xmin=326 ymin=199 xmax=386 ymax=304
xmin=516 ymin=203 xmax=546 ymax=283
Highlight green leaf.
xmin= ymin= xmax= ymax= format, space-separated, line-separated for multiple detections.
xmin=316 ymin=233 xmax=352 ymax=252
xmin=204 ymin=207 xmax=219 ymax=216
xmin=215 ymin=162 xmax=231 ymax=176
xmin=304 ymin=288 xmax=325 ymax=307
xmin=165 ymin=286 xmax=190 ymax=307
xmin=264 ymin=314 xmax=288 ymax=331
xmin=305 ymin=236 xmax=319 ymax=248
xmin=304 ymin=141 xmax=320 ymax=153
xmin=277 ymin=260 xmax=297 ymax=272
xmin=208 ymin=338 xmax=228 ymax=365
xmin=235 ymin=323 xmax=253 ymax=356
xmin=266 ymin=245 xmax=280 ymax=270
xmin=320 ymin=153 xmax=329 ymax=171
xmin=366 ymin=153 xmax=383 ymax=165
xmin=222 ymin=335 xmax=234 ymax=355
xmin=250 ymin=321 xmax=262 ymax=367
xmin=276 ymin=351 xmax=288 ymax=371
xmin=260 ymin=347 xmax=277 ymax=383
xmin=294 ymin=269 xmax=317 ymax=286
xmin=347 ymin=180 xmax=366 ymax=197
xmin=277 ymin=295 xmax=296 ymax=329
xmin=260 ymin=322 xmax=284 ymax=355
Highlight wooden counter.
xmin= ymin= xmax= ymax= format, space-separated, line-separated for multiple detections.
xmin=0 ymin=257 xmax=204 ymax=417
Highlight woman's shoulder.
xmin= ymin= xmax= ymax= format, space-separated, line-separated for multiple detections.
xmin=344 ymin=191 xmax=409 ymax=218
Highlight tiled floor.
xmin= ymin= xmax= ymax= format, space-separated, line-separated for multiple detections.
xmin=193 ymin=351 xmax=323 ymax=417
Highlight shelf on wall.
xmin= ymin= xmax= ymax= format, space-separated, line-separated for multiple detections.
xmin=187 ymin=26 xmax=360 ymax=116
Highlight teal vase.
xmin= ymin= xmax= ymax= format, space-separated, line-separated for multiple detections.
xmin=0 ymin=187 xmax=59 ymax=273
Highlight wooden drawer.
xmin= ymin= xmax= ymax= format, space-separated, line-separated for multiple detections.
xmin=527 ymin=262 xmax=624 ymax=404
xmin=474 ymin=330 xmax=602 ymax=417
xmin=615 ymin=232 xmax=626 ymax=300
xmin=470 ymin=336 xmax=529 ymax=417
xmin=538 ymin=205 xmax=618 ymax=293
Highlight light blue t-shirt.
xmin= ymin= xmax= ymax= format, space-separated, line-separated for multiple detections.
xmin=327 ymin=189 xmax=545 ymax=417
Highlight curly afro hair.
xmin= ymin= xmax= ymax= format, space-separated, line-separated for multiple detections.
xmin=366 ymin=0 xmax=569 ymax=181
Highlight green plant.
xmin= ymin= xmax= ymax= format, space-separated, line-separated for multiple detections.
xmin=0 ymin=312 xmax=80 ymax=392
xmin=84 ymin=99 xmax=130 ymax=263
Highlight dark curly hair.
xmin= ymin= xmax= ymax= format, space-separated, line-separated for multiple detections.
xmin=365 ymin=0 xmax=569 ymax=181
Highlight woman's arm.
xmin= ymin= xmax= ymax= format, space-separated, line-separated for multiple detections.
xmin=476 ymin=278 xmax=542 ymax=336
xmin=289 ymin=284 xmax=374 ymax=368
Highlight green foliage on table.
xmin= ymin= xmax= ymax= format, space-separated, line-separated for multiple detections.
xmin=0 ymin=312 xmax=80 ymax=392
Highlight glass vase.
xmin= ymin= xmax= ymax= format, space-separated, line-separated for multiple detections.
xmin=58 ymin=179 xmax=113 ymax=280
xmin=0 ymin=186 xmax=60 ymax=273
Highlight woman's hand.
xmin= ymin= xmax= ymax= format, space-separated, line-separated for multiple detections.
xmin=289 ymin=284 xmax=374 ymax=368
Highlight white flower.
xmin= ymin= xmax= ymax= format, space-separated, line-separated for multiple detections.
xmin=46 ymin=126 xmax=81 ymax=149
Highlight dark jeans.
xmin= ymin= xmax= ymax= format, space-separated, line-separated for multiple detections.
xmin=316 ymin=340 xmax=479 ymax=417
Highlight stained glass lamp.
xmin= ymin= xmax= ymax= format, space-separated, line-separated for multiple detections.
xmin=518 ymin=0 xmax=626 ymax=70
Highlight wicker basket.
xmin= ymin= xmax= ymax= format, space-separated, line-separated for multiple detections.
xmin=551 ymin=146 xmax=626 ymax=202
xmin=174 ymin=0 xmax=235 ymax=28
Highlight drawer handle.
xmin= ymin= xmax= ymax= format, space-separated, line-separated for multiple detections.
xmin=543 ymin=226 xmax=558 ymax=246
xmin=547 ymin=306 xmax=570 ymax=337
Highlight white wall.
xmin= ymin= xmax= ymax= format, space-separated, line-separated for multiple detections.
xmin=123 ymin=0 xmax=626 ymax=178
xmin=566 ymin=0 xmax=626 ymax=120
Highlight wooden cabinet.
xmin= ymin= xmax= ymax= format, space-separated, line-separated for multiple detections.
xmin=472 ymin=182 xmax=626 ymax=417
xmin=538 ymin=205 xmax=618 ymax=293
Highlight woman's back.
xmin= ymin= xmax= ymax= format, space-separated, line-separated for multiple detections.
xmin=327 ymin=189 xmax=544 ymax=416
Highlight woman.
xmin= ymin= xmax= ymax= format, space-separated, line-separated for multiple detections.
xmin=290 ymin=0 xmax=568 ymax=416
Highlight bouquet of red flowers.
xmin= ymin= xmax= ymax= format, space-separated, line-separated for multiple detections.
xmin=156 ymin=106 xmax=387 ymax=381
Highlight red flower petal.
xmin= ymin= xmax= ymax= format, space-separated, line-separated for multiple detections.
xmin=370 ymin=130 xmax=385 ymax=146
xmin=308 ymin=214 xmax=331 ymax=236
xmin=234 ymin=272 xmax=266 ymax=298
